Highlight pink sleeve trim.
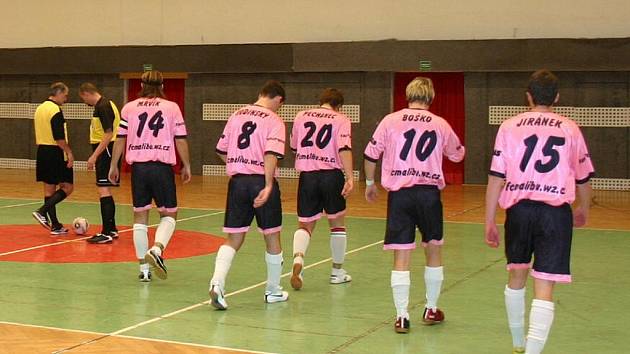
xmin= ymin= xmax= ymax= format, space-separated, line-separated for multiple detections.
xmin=326 ymin=210 xmax=346 ymax=220
xmin=133 ymin=204 xmax=153 ymax=212
xmin=383 ymin=242 xmax=416 ymax=250
xmin=223 ymin=226 xmax=250 ymax=234
xmin=506 ymin=263 xmax=532 ymax=270
xmin=531 ymin=270 xmax=572 ymax=283
xmin=259 ymin=226 xmax=282 ymax=235
xmin=421 ymin=239 xmax=444 ymax=247
xmin=298 ymin=213 xmax=322 ymax=223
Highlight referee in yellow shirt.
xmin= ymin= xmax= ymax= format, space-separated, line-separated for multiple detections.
xmin=32 ymin=82 xmax=74 ymax=234
xmin=79 ymin=83 xmax=121 ymax=244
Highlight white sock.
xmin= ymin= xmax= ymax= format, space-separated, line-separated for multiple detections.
xmin=391 ymin=270 xmax=410 ymax=318
xmin=133 ymin=224 xmax=149 ymax=260
xmin=211 ymin=245 xmax=236 ymax=289
xmin=505 ymin=285 xmax=526 ymax=349
xmin=526 ymin=299 xmax=555 ymax=354
xmin=425 ymin=266 xmax=444 ymax=310
xmin=330 ymin=227 xmax=347 ymax=265
xmin=152 ymin=216 xmax=176 ymax=255
xmin=140 ymin=263 xmax=149 ymax=273
xmin=292 ymin=228 xmax=310 ymax=265
xmin=265 ymin=252 xmax=283 ymax=293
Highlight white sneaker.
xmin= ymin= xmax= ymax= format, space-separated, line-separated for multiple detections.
xmin=264 ymin=287 xmax=289 ymax=303
xmin=209 ymin=282 xmax=228 ymax=310
xmin=330 ymin=269 xmax=352 ymax=284
xmin=138 ymin=270 xmax=151 ymax=282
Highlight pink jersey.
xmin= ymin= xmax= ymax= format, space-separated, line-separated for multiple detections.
xmin=490 ymin=111 xmax=594 ymax=209
xmin=118 ymin=97 xmax=187 ymax=165
xmin=290 ymin=108 xmax=352 ymax=172
xmin=216 ymin=104 xmax=286 ymax=176
xmin=364 ymin=108 xmax=465 ymax=191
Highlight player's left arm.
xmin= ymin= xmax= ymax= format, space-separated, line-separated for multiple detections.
xmin=573 ymin=128 xmax=594 ymax=227
xmin=338 ymin=119 xmax=354 ymax=197
xmin=254 ymin=120 xmax=285 ymax=208
xmin=175 ymin=138 xmax=192 ymax=184
xmin=443 ymin=126 xmax=465 ymax=163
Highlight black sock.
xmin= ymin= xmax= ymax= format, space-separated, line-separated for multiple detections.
xmin=100 ymin=196 xmax=116 ymax=234
xmin=40 ymin=190 xmax=67 ymax=223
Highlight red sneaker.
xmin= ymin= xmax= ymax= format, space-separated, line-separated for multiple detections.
xmin=422 ymin=307 xmax=444 ymax=325
xmin=395 ymin=316 xmax=410 ymax=333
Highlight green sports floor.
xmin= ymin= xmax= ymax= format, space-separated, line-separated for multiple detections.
xmin=0 ymin=198 xmax=628 ymax=353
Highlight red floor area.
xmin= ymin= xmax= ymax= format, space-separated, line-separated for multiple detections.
xmin=0 ymin=225 xmax=223 ymax=263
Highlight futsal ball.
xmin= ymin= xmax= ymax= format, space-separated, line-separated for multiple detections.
xmin=72 ymin=217 xmax=89 ymax=235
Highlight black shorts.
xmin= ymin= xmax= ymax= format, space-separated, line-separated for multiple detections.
xmin=505 ymin=200 xmax=573 ymax=283
xmin=297 ymin=169 xmax=346 ymax=222
xmin=384 ymin=185 xmax=443 ymax=250
xmin=224 ymin=174 xmax=282 ymax=235
xmin=92 ymin=143 xmax=120 ymax=186
xmin=36 ymin=145 xmax=74 ymax=185
xmin=131 ymin=162 xmax=177 ymax=212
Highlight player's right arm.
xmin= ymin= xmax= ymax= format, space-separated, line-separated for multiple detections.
xmin=109 ymin=116 xmax=128 ymax=183
xmin=485 ymin=125 xmax=507 ymax=248
xmin=108 ymin=137 xmax=125 ymax=184
xmin=216 ymin=119 xmax=231 ymax=164
xmin=484 ymin=175 xmax=504 ymax=248
xmin=363 ymin=120 xmax=386 ymax=203
xmin=51 ymin=111 xmax=73 ymax=168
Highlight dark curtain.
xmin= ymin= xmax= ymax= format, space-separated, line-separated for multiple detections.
xmin=393 ymin=72 xmax=465 ymax=184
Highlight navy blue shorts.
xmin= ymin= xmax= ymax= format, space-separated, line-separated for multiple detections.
xmin=131 ymin=162 xmax=177 ymax=212
xmin=297 ymin=169 xmax=346 ymax=222
xmin=223 ymin=174 xmax=282 ymax=235
xmin=505 ymin=199 xmax=573 ymax=283
xmin=384 ymin=185 xmax=443 ymax=250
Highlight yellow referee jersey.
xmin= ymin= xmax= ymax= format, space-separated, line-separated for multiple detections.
xmin=34 ymin=100 xmax=67 ymax=146
xmin=90 ymin=99 xmax=120 ymax=144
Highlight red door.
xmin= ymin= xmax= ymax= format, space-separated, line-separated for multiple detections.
xmin=124 ymin=78 xmax=186 ymax=173
xmin=393 ymin=72 xmax=465 ymax=184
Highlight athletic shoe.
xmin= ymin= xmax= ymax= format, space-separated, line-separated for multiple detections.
xmin=395 ymin=316 xmax=410 ymax=333
xmin=50 ymin=226 xmax=69 ymax=236
xmin=109 ymin=230 xmax=119 ymax=239
xmin=422 ymin=307 xmax=445 ymax=325
xmin=264 ymin=287 xmax=289 ymax=303
xmin=138 ymin=270 xmax=152 ymax=282
xmin=290 ymin=263 xmax=304 ymax=290
xmin=209 ymin=282 xmax=228 ymax=310
xmin=32 ymin=211 xmax=50 ymax=230
xmin=330 ymin=269 xmax=352 ymax=284
xmin=513 ymin=347 xmax=525 ymax=354
xmin=144 ymin=250 xmax=167 ymax=280
xmin=86 ymin=233 xmax=114 ymax=244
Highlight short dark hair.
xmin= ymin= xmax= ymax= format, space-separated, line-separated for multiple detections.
xmin=49 ymin=82 xmax=68 ymax=96
xmin=259 ymin=80 xmax=286 ymax=102
xmin=79 ymin=82 xmax=99 ymax=94
xmin=527 ymin=70 xmax=558 ymax=106
xmin=319 ymin=88 xmax=344 ymax=109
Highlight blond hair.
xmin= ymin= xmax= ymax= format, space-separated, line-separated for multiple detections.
xmin=79 ymin=82 xmax=99 ymax=94
xmin=405 ymin=77 xmax=434 ymax=105
xmin=139 ymin=70 xmax=165 ymax=98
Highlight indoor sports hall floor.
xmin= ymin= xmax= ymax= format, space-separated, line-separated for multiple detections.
xmin=0 ymin=169 xmax=628 ymax=354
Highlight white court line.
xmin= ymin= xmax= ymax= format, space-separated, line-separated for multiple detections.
xmin=0 ymin=321 xmax=275 ymax=354
xmin=53 ymin=238 xmax=385 ymax=353
xmin=0 ymin=211 xmax=225 ymax=258
xmin=0 ymin=201 xmax=40 ymax=209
